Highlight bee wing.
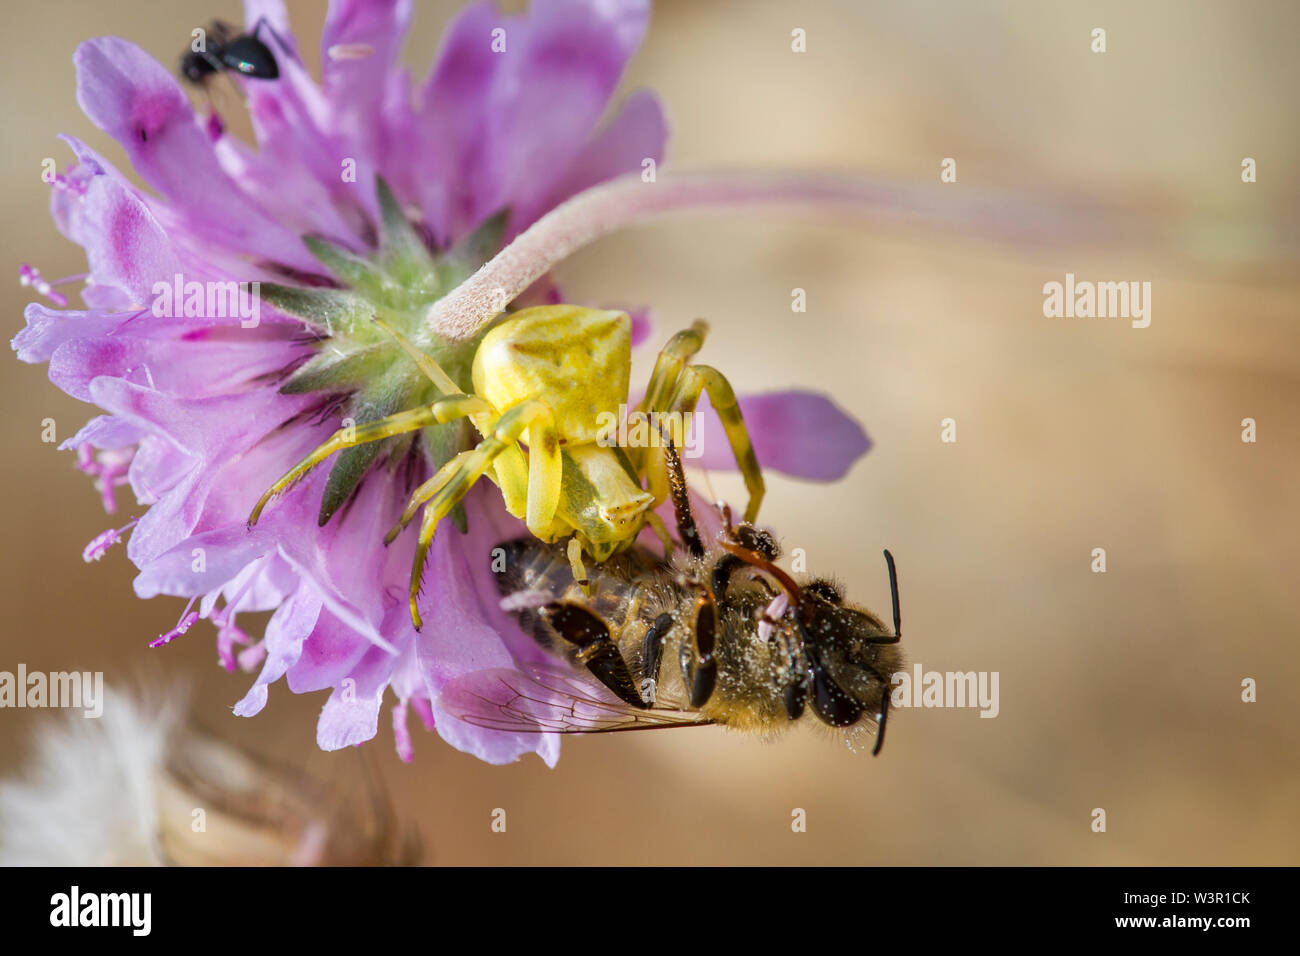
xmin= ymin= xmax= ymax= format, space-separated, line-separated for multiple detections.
xmin=439 ymin=663 xmax=715 ymax=734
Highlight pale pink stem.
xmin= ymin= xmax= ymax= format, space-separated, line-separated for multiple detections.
xmin=423 ymin=169 xmax=1144 ymax=342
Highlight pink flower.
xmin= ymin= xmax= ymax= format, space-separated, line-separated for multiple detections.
xmin=13 ymin=0 xmax=870 ymax=765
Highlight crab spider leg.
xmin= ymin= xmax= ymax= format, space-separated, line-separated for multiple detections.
xmin=250 ymin=405 xmax=441 ymax=525
xmin=249 ymin=395 xmax=490 ymax=525
xmin=633 ymin=320 xmax=762 ymax=522
xmin=644 ymin=511 xmax=675 ymax=559
xmin=636 ymin=330 xmax=766 ymax=524
xmin=633 ymin=320 xmax=708 ymax=505
xmin=405 ymin=399 xmax=561 ymax=629
xmin=369 ymin=316 xmax=537 ymax=512
xmin=634 ymin=320 xmax=708 ymax=472
xmin=566 ymin=537 xmax=591 ymax=593
xmin=385 ymin=395 xmax=560 ymax=544
xmin=664 ymin=363 xmax=765 ymax=524
xmin=384 ymin=458 xmax=463 ymax=545
xmin=639 ymin=319 xmax=709 ymax=416
xmin=371 ymin=317 xmax=463 ymax=397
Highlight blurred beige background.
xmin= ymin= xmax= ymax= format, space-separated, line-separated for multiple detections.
xmin=1 ymin=0 xmax=1297 ymax=864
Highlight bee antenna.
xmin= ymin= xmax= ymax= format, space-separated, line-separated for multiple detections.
xmin=884 ymin=549 xmax=901 ymax=638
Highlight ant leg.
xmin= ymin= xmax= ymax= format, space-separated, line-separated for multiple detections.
xmin=541 ymin=603 xmax=648 ymax=709
xmin=190 ymin=48 xmax=245 ymax=105
xmin=197 ymin=50 xmax=227 ymax=73
xmin=247 ymin=15 xmax=302 ymax=64
xmin=207 ymin=20 xmax=235 ymax=45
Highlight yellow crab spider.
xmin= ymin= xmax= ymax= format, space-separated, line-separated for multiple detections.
xmin=248 ymin=304 xmax=764 ymax=630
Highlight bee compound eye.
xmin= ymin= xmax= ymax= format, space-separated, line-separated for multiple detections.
xmin=810 ymin=669 xmax=864 ymax=728
xmin=689 ymin=658 xmax=717 ymax=709
xmin=678 ymin=641 xmax=717 ymax=709
xmin=804 ymin=579 xmax=843 ymax=604
xmin=783 ymin=680 xmax=807 ymax=720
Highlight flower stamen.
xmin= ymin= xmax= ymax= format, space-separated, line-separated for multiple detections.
xmin=74 ymin=443 xmax=134 ymax=513
xmin=19 ymin=264 xmax=86 ymax=307
xmin=150 ymin=597 xmax=199 ymax=648
xmin=81 ymin=517 xmax=139 ymax=563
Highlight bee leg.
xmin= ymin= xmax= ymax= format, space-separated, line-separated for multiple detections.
xmin=678 ymin=592 xmax=718 ymax=708
xmin=783 ymin=676 xmax=808 ymax=720
xmin=711 ymin=551 xmax=751 ymax=601
xmin=662 ymin=436 xmax=705 ymax=558
xmin=540 ymin=603 xmax=649 ymax=709
xmin=640 ymin=612 xmax=675 ymax=705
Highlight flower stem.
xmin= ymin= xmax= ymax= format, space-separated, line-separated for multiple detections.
xmin=424 ymin=169 xmax=1147 ymax=342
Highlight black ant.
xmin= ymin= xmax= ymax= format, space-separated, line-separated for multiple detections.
xmin=178 ymin=18 xmax=286 ymax=86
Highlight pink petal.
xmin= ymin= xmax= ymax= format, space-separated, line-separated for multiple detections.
xmin=73 ymin=37 xmax=316 ymax=272
xmin=75 ymin=175 xmax=180 ymax=303
xmin=694 ymin=390 xmax=872 ymax=481
xmin=415 ymin=1 xmax=515 ymax=240
xmin=286 ymin=609 xmax=374 ymax=694
xmin=417 ymin=0 xmax=652 ymax=240
xmin=314 ymin=641 xmax=397 ymax=750
xmin=537 ymin=89 xmax=668 ymax=224
xmin=233 ymin=582 xmax=325 ymax=717
xmin=321 ymin=0 xmax=413 ymax=158
xmin=490 ymin=0 xmax=653 ymax=234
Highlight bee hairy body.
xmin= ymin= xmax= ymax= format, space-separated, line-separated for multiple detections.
xmin=492 ymin=534 xmax=904 ymax=742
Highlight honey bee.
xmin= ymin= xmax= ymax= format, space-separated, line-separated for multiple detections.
xmin=446 ymin=442 xmax=905 ymax=755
